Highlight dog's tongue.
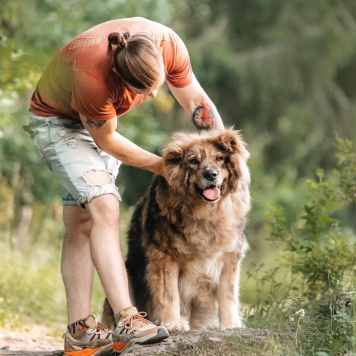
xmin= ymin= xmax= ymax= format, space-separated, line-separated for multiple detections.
xmin=203 ymin=187 xmax=221 ymax=201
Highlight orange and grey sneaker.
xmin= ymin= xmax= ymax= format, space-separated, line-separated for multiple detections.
xmin=112 ymin=306 xmax=169 ymax=354
xmin=63 ymin=314 xmax=112 ymax=356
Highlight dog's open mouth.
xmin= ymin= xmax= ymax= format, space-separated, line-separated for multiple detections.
xmin=197 ymin=184 xmax=222 ymax=202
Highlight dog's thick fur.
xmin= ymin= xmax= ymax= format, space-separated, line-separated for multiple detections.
xmin=102 ymin=128 xmax=251 ymax=332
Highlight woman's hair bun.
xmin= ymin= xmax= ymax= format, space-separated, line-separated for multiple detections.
xmin=107 ymin=31 xmax=130 ymax=54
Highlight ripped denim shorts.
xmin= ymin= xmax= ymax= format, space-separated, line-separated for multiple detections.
xmin=28 ymin=112 xmax=122 ymax=207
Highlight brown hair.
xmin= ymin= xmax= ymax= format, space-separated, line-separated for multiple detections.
xmin=107 ymin=31 xmax=164 ymax=91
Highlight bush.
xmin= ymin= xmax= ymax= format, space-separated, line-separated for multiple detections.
xmin=246 ymin=137 xmax=356 ymax=355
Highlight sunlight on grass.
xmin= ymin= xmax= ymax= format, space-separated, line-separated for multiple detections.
xmin=0 ymin=244 xmax=65 ymax=332
xmin=0 ymin=243 xmax=106 ymax=337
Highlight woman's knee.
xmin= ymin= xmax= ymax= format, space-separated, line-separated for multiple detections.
xmin=85 ymin=194 xmax=120 ymax=225
xmin=63 ymin=205 xmax=91 ymax=237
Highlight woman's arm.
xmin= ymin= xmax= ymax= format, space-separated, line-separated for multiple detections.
xmin=168 ymin=74 xmax=224 ymax=131
xmin=79 ymin=114 xmax=164 ymax=176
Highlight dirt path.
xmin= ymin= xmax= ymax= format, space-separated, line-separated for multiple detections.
xmin=0 ymin=327 xmax=63 ymax=352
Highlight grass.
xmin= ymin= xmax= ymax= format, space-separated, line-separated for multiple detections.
xmin=0 ymin=203 xmax=132 ymax=337
xmin=0 ymin=243 xmax=106 ymax=337
xmin=162 ymin=334 xmax=282 ymax=356
xmin=154 ymin=289 xmax=355 ymax=356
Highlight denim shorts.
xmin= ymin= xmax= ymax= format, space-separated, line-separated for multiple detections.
xmin=28 ymin=113 xmax=121 ymax=207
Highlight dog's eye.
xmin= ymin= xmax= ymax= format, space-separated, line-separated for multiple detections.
xmin=190 ymin=158 xmax=199 ymax=165
xmin=216 ymin=156 xmax=224 ymax=162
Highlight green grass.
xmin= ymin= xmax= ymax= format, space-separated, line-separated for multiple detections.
xmin=0 ymin=243 xmax=105 ymax=337
xmin=0 ymin=204 xmax=132 ymax=337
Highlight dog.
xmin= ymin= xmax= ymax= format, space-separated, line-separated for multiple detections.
xmin=102 ymin=128 xmax=251 ymax=332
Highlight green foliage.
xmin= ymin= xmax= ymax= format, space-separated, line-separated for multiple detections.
xmin=0 ymin=37 xmax=42 ymax=129
xmin=0 ymin=244 xmax=109 ymax=336
xmin=0 ymin=203 xmax=132 ymax=334
xmin=0 ymin=244 xmax=66 ymax=331
xmin=243 ymin=137 xmax=356 ymax=355
xmin=187 ymin=0 xmax=356 ymax=179
xmin=266 ymin=137 xmax=356 ymax=299
xmin=2 ymin=0 xmax=356 ymax=235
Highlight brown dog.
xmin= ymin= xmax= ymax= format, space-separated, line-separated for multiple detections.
xmin=102 ymin=128 xmax=250 ymax=332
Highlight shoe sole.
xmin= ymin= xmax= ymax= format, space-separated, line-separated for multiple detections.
xmin=64 ymin=343 xmax=112 ymax=356
xmin=137 ymin=327 xmax=170 ymax=345
xmin=113 ymin=327 xmax=169 ymax=354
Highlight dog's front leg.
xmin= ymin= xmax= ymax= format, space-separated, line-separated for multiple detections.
xmin=146 ymin=248 xmax=182 ymax=332
xmin=217 ymin=252 xmax=243 ymax=328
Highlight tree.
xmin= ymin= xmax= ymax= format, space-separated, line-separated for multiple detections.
xmin=1 ymin=0 xmax=356 ymax=246
xmin=181 ymin=0 xmax=356 ymax=177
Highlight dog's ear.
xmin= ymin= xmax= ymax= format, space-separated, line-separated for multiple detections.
xmin=163 ymin=132 xmax=196 ymax=165
xmin=162 ymin=143 xmax=185 ymax=192
xmin=215 ymin=128 xmax=251 ymax=192
xmin=216 ymin=129 xmax=249 ymax=161
xmin=163 ymin=144 xmax=183 ymax=165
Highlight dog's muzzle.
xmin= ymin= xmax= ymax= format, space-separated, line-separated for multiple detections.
xmin=197 ymin=168 xmax=223 ymax=202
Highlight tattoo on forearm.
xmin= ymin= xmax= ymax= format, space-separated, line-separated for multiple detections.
xmin=192 ymin=97 xmax=216 ymax=130
xmin=86 ymin=118 xmax=106 ymax=128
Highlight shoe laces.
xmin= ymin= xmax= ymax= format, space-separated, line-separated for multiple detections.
xmin=94 ymin=322 xmax=111 ymax=334
xmin=123 ymin=312 xmax=154 ymax=331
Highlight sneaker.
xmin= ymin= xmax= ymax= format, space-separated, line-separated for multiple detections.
xmin=112 ymin=306 xmax=169 ymax=354
xmin=63 ymin=314 xmax=112 ymax=356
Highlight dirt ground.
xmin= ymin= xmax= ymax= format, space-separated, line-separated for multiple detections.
xmin=0 ymin=326 xmax=292 ymax=355
xmin=0 ymin=327 xmax=63 ymax=352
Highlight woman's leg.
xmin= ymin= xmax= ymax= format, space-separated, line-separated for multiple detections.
xmin=62 ymin=194 xmax=132 ymax=326
xmin=85 ymin=193 xmax=132 ymax=315
xmin=61 ymin=205 xmax=93 ymax=324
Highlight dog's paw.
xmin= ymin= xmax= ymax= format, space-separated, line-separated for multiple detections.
xmin=161 ymin=319 xmax=190 ymax=333
xmin=219 ymin=316 xmax=243 ymax=329
xmin=218 ymin=308 xmax=244 ymax=329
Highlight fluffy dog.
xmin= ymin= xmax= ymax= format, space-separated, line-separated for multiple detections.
xmin=102 ymin=128 xmax=251 ymax=332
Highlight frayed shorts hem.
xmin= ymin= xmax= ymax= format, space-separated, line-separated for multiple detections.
xmin=63 ymin=191 xmax=122 ymax=208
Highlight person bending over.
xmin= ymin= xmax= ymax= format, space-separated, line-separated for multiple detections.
xmin=28 ymin=17 xmax=224 ymax=355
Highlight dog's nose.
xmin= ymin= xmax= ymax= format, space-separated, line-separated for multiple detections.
xmin=203 ymin=168 xmax=218 ymax=181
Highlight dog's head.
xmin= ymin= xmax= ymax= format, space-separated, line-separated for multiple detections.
xmin=162 ymin=128 xmax=250 ymax=203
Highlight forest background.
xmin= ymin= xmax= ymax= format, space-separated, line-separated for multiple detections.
xmin=0 ymin=0 xmax=355 ymax=354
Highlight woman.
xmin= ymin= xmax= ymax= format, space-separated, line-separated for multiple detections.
xmin=29 ymin=17 xmax=224 ymax=355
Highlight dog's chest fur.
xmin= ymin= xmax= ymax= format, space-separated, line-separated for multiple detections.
xmin=171 ymin=212 xmax=240 ymax=256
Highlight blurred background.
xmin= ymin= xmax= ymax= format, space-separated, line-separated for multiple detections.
xmin=1 ymin=0 xmax=355 ymax=335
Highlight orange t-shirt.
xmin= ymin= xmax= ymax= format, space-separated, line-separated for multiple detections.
xmin=30 ymin=17 xmax=193 ymax=121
